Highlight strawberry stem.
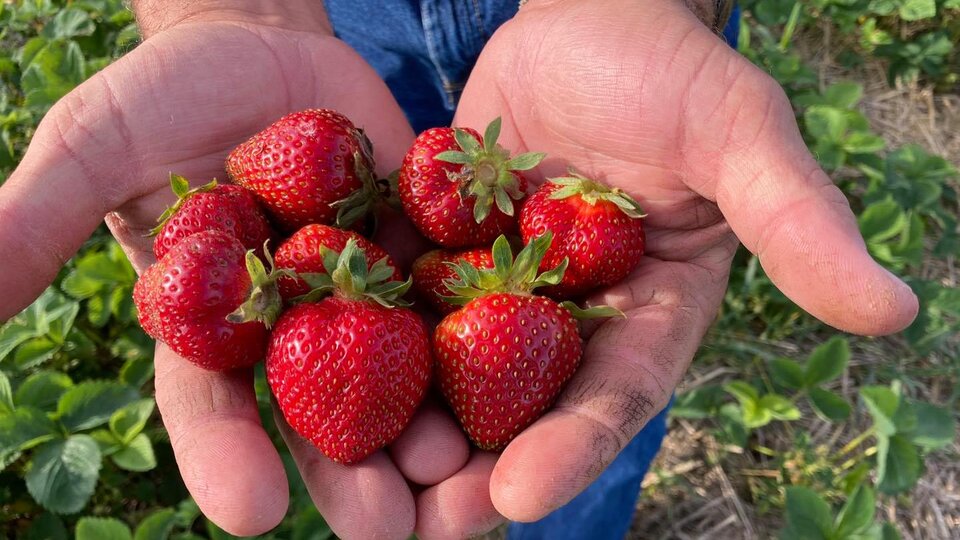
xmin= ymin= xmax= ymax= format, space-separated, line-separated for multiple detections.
xmin=435 ymin=117 xmax=545 ymax=224
xmin=227 ymin=243 xmax=290 ymax=328
xmin=149 ymin=174 xmax=218 ymax=236
xmin=547 ymin=169 xmax=647 ymax=219
xmin=296 ymin=239 xmax=412 ymax=308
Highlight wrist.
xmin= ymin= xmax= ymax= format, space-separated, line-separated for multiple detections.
xmin=131 ymin=0 xmax=333 ymax=38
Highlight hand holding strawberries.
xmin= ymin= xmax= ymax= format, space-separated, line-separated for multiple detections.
xmin=0 ymin=1 xmax=923 ymax=540
xmin=431 ymin=0 xmax=921 ymax=535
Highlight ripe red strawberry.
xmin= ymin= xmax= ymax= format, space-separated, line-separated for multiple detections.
xmin=267 ymin=240 xmax=432 ymax=464
xmin=398 ymin=118 xmax=543 ymax=247
xmin=151 ymin=174 xmax=273 ymax=260
xmin=273 ymin=224 xmax=401 ymax=300
xmin=520 ymin=172 xmax=646 ymax=298
xmin=133 ymin=230 xmax=284 ymax=371
xmin=411 ymin=248 xmax=495 ymax=314
xmin=226 ymin=109 xmax=385 ymax=232
xmin=434 ymin=234 xmax=620 ymax=450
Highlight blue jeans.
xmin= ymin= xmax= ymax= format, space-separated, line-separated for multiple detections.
xmin=324 ymin=2 xmax=739 ymax=538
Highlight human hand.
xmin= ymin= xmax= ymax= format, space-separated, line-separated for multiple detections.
xmin=0 ymin=7 xmax=469 ymax=537
xmin=414 ymin=0 xmax=920 ymax=536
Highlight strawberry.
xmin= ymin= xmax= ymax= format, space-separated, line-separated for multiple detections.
xmin=273 ymin=224 xmax=401 ymax=300
xmin=151 ymin=174 xmax=273 ymax=260
xmin=434 ymin=234 xmax=620 ymax=450
xmin=267 ymin=240 xmax=432 ymax=464
xmin=226 ymin=109 xmax=386 ymax=232
xmin=133 ymin=230 xmax=284 ymax=371
xmin=411 ymin=248 xmax=495 ymax=315
xmin=519 ymin=171 xmax=646 ymax=298
xmin=398 ymin=117 xmax=544 ymax=247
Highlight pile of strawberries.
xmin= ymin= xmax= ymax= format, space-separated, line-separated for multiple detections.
xmin=133 ymin=109 xmax=646 ymax=464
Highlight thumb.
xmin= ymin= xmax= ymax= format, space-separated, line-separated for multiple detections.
xmin=683 ymin=50 xmax=918 ymax=336
xmin=0 ymin=74 xmax=138 ymax=320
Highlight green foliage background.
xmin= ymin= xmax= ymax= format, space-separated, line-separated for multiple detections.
xmin=1 ymin=0 xmax=958 ymax=538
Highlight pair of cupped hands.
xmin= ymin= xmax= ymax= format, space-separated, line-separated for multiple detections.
xmin=0 ymin=0 xmax=919 ymax=538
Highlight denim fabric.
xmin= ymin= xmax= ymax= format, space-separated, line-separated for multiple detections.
xmin=324 ymin=0 xmax=517 ymax=133
xmin=326 ymin=0 xmax=739 ymax=132
xmin=508 ymin=403 xmax=671 ymax=540
xmin=325 ymin=2 xmax=738 ymax=539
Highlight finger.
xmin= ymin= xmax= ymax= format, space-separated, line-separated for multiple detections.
xmin=489 ymin=258 xmax=723 ymax=521
xmin=389 ymin=400 xmax=470 ymax=485
xmin=415 ymin=452 xmax=503 ymax=539
xmin=678 ymin=44 xmax=917 ymax=335
xmin=275 ymin=410 xmax=416 ymax=540
xmin=153 ymin=345 xmax=288 ymax=536
xmin=0 ymin=79 xmax=136 ymax=319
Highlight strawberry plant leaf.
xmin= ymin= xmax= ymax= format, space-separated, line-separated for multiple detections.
xmin=75 ymin=517 xmax=131 ymax=540
xmin=758 ymin=394 xmax=801 ymax=422
xmin=0 ymin=406 xmax=59 ymax=470
xmin=118 ymin=356 xmax=154 ymax=389
xmin=20 ymin=38 xmax=86 ymax=109
xmin=13 ymin=337 xmax=61 ymax=371
xmin=808 ymin=387 xmax=852 ymax=422
xmin=24 ymin=512 xmax=68 ymax=540
xmin=291 ymin=506 xmax=333 ymax=540
xmin=108 ymin=399 xmax=154 ymax=445
xmin=781 ymin=486 xmax=832 ymax=540
xmin=859 ymin=198 xmax=906 ymax=244
xmin=41 ymin=8 xmax=95 ymax=39
xmin=133 ymin=508 xmax=177 ymax=540
xmin=860 ymin=386 xmax=899 ymax=436
xmin=877 ymin=434 xmax=922 ymax=494
xmin=899 ymin=402 xmax=955 ymax=450
xmin=15 ymin=370 xmax=74 ymax=412
xmin=0 ymin=370 xmax=13 ymax=414
xmin=768 ymin=358 xmax=804 ymax=390
xmin=834 ymin=484 xmax=875 ymax=537
xmin=882 ymin=523 xmax=902 ymax=540
xmin=26 ymin=435 xmax=102 ymax=514
xmin=716 ymin=403 xmax=748 ymax=447
xmin=671 ymin=385 xmax=725 ymax=419
xmin=805 ymin=105 xmax=848 ymax=142
xmin=110 ymin=433 xmax=155 ymax=472
xmin=803 ymin=336 xmax=849 ymax=387
xmin=57 ymin=381 xmax=139 ymax=433
xmin=899 ymin=0 xmax=936 ymax=21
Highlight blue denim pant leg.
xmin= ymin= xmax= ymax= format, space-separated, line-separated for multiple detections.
xmin=506 ymin=403 xmax=670 ymax=540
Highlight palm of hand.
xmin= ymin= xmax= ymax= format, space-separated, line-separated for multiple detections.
xmin=90 ymin=23 xmax=416 ymax=271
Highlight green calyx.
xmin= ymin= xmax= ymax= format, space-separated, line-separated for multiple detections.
xmin=435 ymin=117 xmax=545 ymax=223
xmin=332 ymin=129 xmax=393 ymax=230
xmin=443 ymin=233 xmax=624 ymax=320
xmin=442 ymin=233 xmax=563 ymax=304
xmin=227 ymin=243 xmax=292 ymax=328
xmin=547 ymin=170 xmax=646 ymax=219
xmin=295 ymin=239 xmax=412 ymax=308
xmin=149 ymin=173 xmax=218 ymax=236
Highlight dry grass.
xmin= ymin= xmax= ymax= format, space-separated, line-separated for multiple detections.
xmin=627 ymin=23 xmax=960 ymax=540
